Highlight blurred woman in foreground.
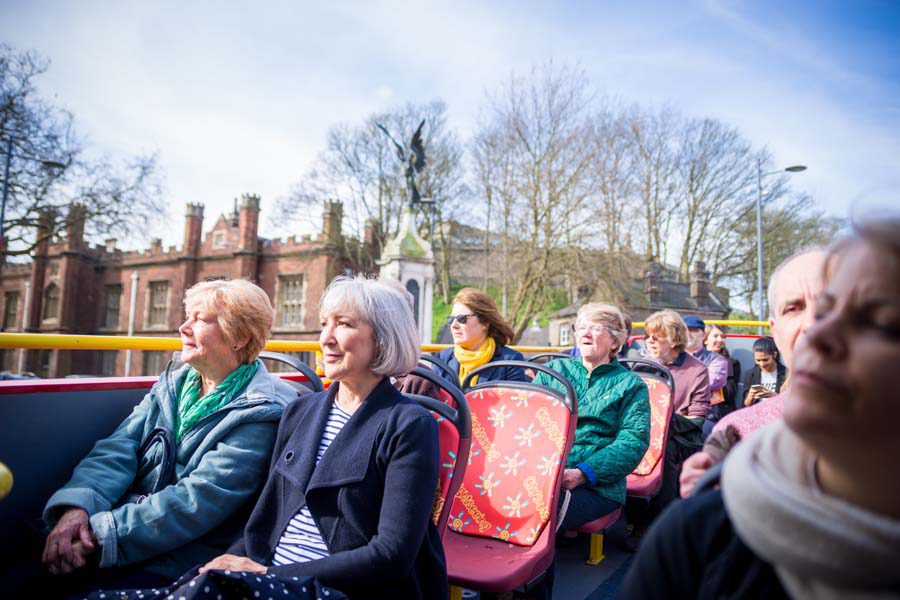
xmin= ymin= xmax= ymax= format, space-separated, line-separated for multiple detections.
xmin=623 ymin=219 xmax=900 ymax=598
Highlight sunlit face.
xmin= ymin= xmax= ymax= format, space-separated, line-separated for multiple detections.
xmin=706 ymin=328 xmax=726 ymax=353
xmin=574 ymin=319 xmax=616 ymax=365
xmin=645 ymin=330 xmax=676 ymax=361
xmin=319 ymin=312 xmax=377 ymax=382
xmin=786 ymin=241 xmax=900 ymax=462
xmin=754 ymin=351 xmax=778 ymax=373
xmin=449 ymin=302 xmax=488 ymax=351
xmin=686 ymin=328 xmax=705 ymax=352
xmin=179 ymin=302 xmax=238 ymax=372
xmin=769 ymin=250 xmax=827 ymax=369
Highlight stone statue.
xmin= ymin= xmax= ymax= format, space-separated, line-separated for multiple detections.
xmin=376 ymin=119 xmax=426 ymax=209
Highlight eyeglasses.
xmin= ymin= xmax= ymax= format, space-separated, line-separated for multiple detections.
xmin=572 ymin=323 xmax=606 ymax=336
xmin=447 ymin=313 xmax=478 ymax=325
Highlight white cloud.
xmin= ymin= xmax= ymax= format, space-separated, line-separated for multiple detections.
xmin=2 ymin=0 xmax=896 ymax=248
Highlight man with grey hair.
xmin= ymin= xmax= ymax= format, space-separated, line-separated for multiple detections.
xmin=679 ymin=247 xmax=827 ymax=497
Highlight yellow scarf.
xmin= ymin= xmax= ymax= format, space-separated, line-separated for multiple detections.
xmin=454 ymin=336 xmax=496 ymax=386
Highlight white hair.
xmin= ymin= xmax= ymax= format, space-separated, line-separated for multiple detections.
xmin=767 ymin=246 xmax=826 ymax=319
xmin=576 ymin=302 xmax=628 ymax=360
xmin=319 ymin=274 xmax=419 ymax=377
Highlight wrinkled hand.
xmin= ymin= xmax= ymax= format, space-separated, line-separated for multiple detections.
xmin=561 ymin=468 xmax=587 ymax=490
xmin=680 ymin=451 xmax=715 ymax=498
xmin=199 ymin=554 xmax=267 ymax=574
xmin=42 ymin=507 xmax=96 ymax=575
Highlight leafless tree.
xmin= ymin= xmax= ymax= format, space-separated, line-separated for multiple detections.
xmin=472 ymin=62 xmax=598 ymax=339
xmin=0 ymin=44 xmax=165 ymax=258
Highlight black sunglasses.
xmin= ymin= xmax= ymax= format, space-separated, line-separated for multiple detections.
xmin=446 ymin=313 xmax=478 ymax=325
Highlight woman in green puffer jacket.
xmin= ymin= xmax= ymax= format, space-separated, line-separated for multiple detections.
xmin=533 ymin=302 xmax=650 ymax=528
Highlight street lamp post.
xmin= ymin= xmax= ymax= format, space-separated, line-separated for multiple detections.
xmin=756 ymin=160 xmax=807 ymax=333
xmin=1 ymin=136 xmax=12 ymax=256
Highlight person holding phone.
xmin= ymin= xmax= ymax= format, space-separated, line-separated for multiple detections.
xmin=741 ymin=336 xmax=787 ymax=407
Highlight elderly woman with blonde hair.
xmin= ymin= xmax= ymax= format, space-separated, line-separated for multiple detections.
xmin=35 ymin=279 xmax=295 ymax=595
xmin=533 ymin=303 xmax=650 ymax=528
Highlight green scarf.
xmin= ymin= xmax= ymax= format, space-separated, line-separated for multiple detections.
xmin=176 ymin=361 xmax=259 ymax=442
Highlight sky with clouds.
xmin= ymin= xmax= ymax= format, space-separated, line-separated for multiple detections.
xmin=2 ymin=0 xmax=898 ymax=248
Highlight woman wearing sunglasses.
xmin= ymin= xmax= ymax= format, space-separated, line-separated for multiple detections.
xmin=433 ymin=288 xmax=527 ymax=386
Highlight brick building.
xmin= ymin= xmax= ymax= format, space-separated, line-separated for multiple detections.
xmin=0 ymin=195 xmax=346 ymax=377
xmin=548 ymin=259 xmax=731 ymax=346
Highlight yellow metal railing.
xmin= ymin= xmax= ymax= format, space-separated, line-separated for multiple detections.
xmin=0 ymin=320 xmax=769 ymax=354
xmin=0 ymin=333 xmax=567 ymax=354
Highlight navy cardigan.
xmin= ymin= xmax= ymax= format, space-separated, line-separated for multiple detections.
xmin=228 ymin=378 xmax=447 ymax=599
xmin=433 ymin=343 xmax=528 ymax=385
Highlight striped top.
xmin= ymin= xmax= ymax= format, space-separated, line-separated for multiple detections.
xmin=272 ymin=401 xmax=353 ymax=566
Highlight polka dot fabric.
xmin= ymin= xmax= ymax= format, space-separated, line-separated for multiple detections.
xmin=83 ymin=568 xmax=346 ymax=600
xmin=446 ymin=385 xmax=572 ymax=547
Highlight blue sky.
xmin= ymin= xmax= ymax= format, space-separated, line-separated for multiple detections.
xmin=2 ymin=0 xmax=898 ymax=247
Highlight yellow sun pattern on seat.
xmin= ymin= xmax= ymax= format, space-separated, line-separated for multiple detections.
xmin=447 ymin=386 xmax=571 ymax=547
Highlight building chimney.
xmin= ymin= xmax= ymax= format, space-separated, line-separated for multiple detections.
xmin=64 ymin=204 xmax=86 ymax=251
xmin=690 ymin=261 xmax=710 ymax=307
xmin=321 ymin=201 xmax=343 ymax=245
xmin=151 ymin=238 xmax=163 ymax=254
xmin=104 ymin=238 xmax=117 ymax=252
xmin=183 ymin=203 xmax=204 ymax=256
xmin=364 ymin=218 xmax=379 ymax=248
xmin=26 ymin=208 xmax=56 ymax=332
xmin=643 ymin=258 xmax=663 ymax=305
xmin=238 ymin=194 xmax=260 ymax=251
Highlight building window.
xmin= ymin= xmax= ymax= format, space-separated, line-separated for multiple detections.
xmin=103 ymin=285 xmax=122 ymax=329
xmin=147 ymin=282 xmax=169 ymax=327
xmin=277 ymin=275 xmax=304 ymax=328
xmin=42 ymin=284 xmax=60 ymax=321
xmin=3 ymin=291 xmax=19 ymax=330
xmin=559 ymin=322 xmax=571 ymax=346
xmin=99 ymin=350 xmax=118 ymax=376
xmin=212 ymin=230 xmax=227 ymax=249
xmin=142 ymin=351 xmax=166 ymax=376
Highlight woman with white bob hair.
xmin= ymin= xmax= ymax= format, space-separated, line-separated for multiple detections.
xmin=35 ymin=279 xmax=294 ymax=597
xmin=190 ymin=274 xmax=447 ymax=599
